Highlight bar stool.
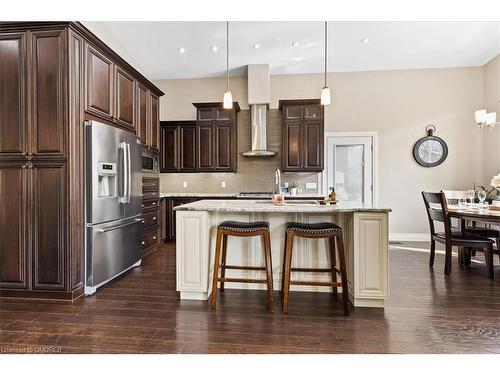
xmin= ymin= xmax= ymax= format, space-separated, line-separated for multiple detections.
xmin=281 ymin=222 xmax=350 ymax=316
xmin=211 ymin=221 xmax=274 ymax=312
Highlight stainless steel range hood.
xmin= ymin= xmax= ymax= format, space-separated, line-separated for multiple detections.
xmin=241 ymin=64 xmax=278 ymax=157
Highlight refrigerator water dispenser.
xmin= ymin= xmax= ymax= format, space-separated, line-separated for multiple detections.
xmin=97 ymin=162 xmax=117 ymax=197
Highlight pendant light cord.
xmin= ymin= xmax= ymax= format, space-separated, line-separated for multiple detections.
xmin=324 ymin=21 xmax=327 ymax=87
xmin=226 ymin=21 xmax=230 ymax=91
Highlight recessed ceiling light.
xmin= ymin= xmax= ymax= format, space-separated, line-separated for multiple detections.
xmin=179 ymin=47 xmax=186 ymax=54
xmin=292 ymin=41 xmax=299 ymax=47
xmin=210 ymin=45 xmax=218 ymax=52
xmin=361 ymin=37 xmax=369 ymax=44
xmin=253 ymin=43 xmax=260 ymax=49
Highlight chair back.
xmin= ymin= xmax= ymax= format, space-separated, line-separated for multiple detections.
xmin=422 ymin=191 xmax=452 ymax=238
xmin=442 ymin=190 xmax=468 ymax=204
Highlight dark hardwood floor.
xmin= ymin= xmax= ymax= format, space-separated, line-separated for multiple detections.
xmin=1 ymin=241 xmax=499 ymax=354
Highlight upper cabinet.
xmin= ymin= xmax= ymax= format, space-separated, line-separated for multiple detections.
xmin=136 ymin=83 xmax=148 ymax=144
xmin=280 ymin=99 xmax=324 ymax=172
xmin=149 ymin=93 xmax=159 ymax=150
xmin=115 ymin=66 xmax=136 ymax=129
xmin=85 ymin=44 xmax=114 ymax=120
xmin=0 ymin=32 xmax=26 ymax=157
xmin=83 ymin=39 xmax=162 ymax=149
xmin=160 ymin=121 xmax=197 ymax=173
xmin=193 ymin=102 xmax=239 ymax=173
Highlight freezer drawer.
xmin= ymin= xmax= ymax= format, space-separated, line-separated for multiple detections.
xmin=86 ymin=216 xmax=143 ymax=287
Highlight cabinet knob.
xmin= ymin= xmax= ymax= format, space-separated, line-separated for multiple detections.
xmin=22 ymin=164 xmax=26 ymax=169
xmin=153 ymin=183 xmax=156 ymax=186
xmin=142 ymin=241 xmax=145 ymax=245
xmin=142 ymin=204 xmax=144 ymax=207
xmin=153 ymin=217 xmax=156 ymax=220
xmin=153 ymin=236 xmax=157 ymax=240
xmin=152 ymin=202 xmax=156 ymax=206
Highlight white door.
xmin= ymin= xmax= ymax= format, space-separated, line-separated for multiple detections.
xmin=325 ymin=136 xmax=374 ymax=205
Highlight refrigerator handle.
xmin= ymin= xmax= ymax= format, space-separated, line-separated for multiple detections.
xmin=119 ymin=142 xmax=128 ymax=203
xmin=127 ymin=142 xmax=132 ymax=203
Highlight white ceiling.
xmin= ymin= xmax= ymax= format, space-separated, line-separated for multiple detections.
xmin=102 ymin=21 xmax=500 ymax=80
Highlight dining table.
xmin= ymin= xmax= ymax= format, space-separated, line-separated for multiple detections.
xmin=447 ymin=204 xmax=500 ymax=227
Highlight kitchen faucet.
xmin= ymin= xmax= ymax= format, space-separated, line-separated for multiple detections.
xmin=275 ymin=168 xmax=282 ymax=193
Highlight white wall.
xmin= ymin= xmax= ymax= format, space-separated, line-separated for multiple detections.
xmin=154 ymin=66 xmax=484 ymax=235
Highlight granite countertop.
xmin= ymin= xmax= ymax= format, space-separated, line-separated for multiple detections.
xmin=159 ymin=192 xmax=325 ymax=199
xmin=159 ymin=192 xmax=237 ymax=198
xmin=174 ymin=199 xmax=391 ymax=213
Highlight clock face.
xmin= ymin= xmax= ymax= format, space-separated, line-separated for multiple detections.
xmin=418 ymin=139 xmax=444 ymax=164
xmin=413 ymin=135 xmax=448 ymax=167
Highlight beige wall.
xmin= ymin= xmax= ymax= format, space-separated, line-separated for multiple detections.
xmin=154 ymin=66 xmax=485 ymax=234
xmin=482 ymin=55 xmax=500 ymax=186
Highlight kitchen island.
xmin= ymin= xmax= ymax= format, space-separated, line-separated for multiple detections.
xmin=175 ymin=200 xmax=391 ymax=308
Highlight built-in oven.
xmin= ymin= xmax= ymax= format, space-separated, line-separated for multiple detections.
xmin=142 ymin=149 xmax=158 ymax=174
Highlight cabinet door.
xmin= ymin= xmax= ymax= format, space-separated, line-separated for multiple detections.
xmin=31 ymin=162 xmax=66 ymax=291
xmin=197 ymin=123 xmax=214 ymax=171
xmin=303 ymin=104 xmax=323 ymax=120
xmin=115 ymin=66 xmax=135 ymax=129
xmin=159 ymin=198 xmax=167 ymax=242
xmin=167 ymin=198 xmax=198 ymax=240
xmin=0 ymin=33 xmax=27 ymax=157
xmin=179 ymin=125 xmax=196 ymax=172
xmin=284 ymin=105 xmax=302 ymax=120
xmin=85 ymin=44 xmax=114 ymax=120
xmin=136 ymin=84 xmax=148 ymax=144
xmin=149 ymin=94 xmax=160 ymax=150
xmin=30 ymin=29 xmax=67 ymax=158
xmin=282 ymin=121 xmax=303 ymax=171
xmin=214 ymin=122 xmax=233 ymax=171
xmin=0 ymin=163 xmax=28 ymax=289
xmin=302 ymin=121 xmax=324 ymax=171
xmin=160 ymin=126 xmax=179 ymax=172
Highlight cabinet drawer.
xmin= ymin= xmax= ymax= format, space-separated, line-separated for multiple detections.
xmin=142 ymin=227 xmax=159 ymax=249
xmin=142 ymin=209 xmax=159 ymax=230
xmin=143 ymin=191 xmax=159 ymax=200
xmin=142 ymin=178 xmax=159 ymax=192
xmin=142 ymin=199 xmax=159 ymax=211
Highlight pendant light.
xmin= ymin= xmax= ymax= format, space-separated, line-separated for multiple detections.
xmin=320 ymin=21 xmax=331 ymax=105
xmin=223 ymin=21 xmax=233 ymax=109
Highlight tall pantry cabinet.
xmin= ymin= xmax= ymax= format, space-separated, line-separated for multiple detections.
xmin=0 ymin=22 xmax=163 ymax=299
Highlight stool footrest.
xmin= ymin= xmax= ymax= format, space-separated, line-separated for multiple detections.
xmin=222 ymin=265 xmax=266 ymax=271
xmin=291 ymin=267 xmax=332 ymax=273
xmin=290 ymin=280 xmax=343 ymax=287
xmin=218 ymin=277 xmax=268 ymax=284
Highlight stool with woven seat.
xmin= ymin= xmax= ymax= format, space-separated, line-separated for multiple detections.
xmin=210 ymin=221 xmax=274 ymax=312
xmin=281 ymin=222 xmax=350 ymax=316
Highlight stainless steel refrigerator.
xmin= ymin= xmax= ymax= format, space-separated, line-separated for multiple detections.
xmin=85 ymin=120 xmax=143 ymax=295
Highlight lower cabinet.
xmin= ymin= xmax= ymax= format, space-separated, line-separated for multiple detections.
xmin=142 ymin=176 xmax=160 ymax=255
xmin=159 ymin=198 xmax=167 ymax=242
xmin=0 ymin=161 xmax=69 ymax=293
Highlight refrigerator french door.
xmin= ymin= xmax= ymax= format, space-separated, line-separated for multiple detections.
xmin=85 ymin=120 xmax=143 ymax=295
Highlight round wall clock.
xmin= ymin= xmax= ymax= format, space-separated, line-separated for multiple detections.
xmin=412 ymin=125 xmax=448 ymax=167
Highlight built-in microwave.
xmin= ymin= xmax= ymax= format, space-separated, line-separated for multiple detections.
xmin=142 ymin=149 xmax=158 ymax=174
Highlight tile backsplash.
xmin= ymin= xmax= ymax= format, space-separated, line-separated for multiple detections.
xmin=160 ymin=109 xmax=320 ymax=193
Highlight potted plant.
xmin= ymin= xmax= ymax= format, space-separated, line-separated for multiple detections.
xmin=288 ymin=182 xmax=299 ymax=196
xmin=473 ymin=182 xmax=500 ymax=204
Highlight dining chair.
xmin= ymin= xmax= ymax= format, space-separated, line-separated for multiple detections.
xmin=442 ymin=190 xmax=500 ymax=252
xmin=422 ymin=191 xmax=496 ymax=278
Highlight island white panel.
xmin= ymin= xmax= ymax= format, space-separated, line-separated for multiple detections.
xmin=353 ymin=212 xmax=389 ymax=307
xmin=176 ymin=211 xmax=210 ymax=299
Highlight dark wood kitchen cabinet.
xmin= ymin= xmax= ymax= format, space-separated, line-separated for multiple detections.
xmin=0 ymin=22 xmax=164 ymax=300
xmin=193 ymin=102 xmax=239 ymax=173
xmin=115 ymin=66 xmax=136 ymax=129
xmin=280 ymin=99 xmax=324 ymax=172
xmin=160 ymin=121 xmax=197 ymax=172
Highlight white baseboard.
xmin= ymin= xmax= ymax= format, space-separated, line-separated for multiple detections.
xmin=389 ymin=233 xmax=429 ymax=242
